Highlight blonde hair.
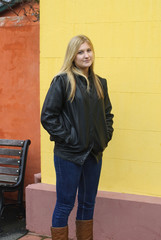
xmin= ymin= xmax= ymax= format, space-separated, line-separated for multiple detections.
xmin=57 ymin=35 xmax=104 ymax=101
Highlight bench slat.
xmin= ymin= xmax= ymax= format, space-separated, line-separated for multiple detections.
xmin=0 ymin=157 xmax=20 ymax=165
xmin=0 ymin=148 xmax=22 ymax=156
xmin=0 ymin=175 xmax=18 ymax=183
xmin=0 ymin=182 xmax=13 ymax=186
xmin=0 ymin=139 xmax=30 ymax=215
xmin=0 ymin=166 xmax=19 ymax=175
xmin=0 ymin=139 xmax=24 ymax=147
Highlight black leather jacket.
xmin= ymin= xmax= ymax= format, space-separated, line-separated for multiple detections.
xmin=41 ymin=73 xmax=114 ymax=165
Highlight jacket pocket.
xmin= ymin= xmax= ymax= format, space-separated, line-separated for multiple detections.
xmin=60 ymin=113 xmax=78 ymax=145
xmin=69 ymin=126 xmax=78 ymax=145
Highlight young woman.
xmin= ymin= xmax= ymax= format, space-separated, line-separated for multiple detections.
xmin=41 ymin=35 xmax=114 ymax=240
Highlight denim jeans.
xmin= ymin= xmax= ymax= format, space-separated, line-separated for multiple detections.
xmin=52 ymin=154 xmax=102 ymax=227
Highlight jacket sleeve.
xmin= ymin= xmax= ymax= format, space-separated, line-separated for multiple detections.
xmin=41 ymin=75 xmax=71 ymax=143
xmin=103 ymin=79 xmax=114 ymax=142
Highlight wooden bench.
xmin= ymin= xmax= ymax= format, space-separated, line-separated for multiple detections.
xmin=0 ymin=139 xmax=31 ymax=218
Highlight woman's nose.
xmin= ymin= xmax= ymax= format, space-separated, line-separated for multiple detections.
xmin=84 ymin=52 xmax=89 ymax=58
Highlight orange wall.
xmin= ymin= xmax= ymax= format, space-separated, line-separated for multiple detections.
xmin=0 ymin=17 xmax=40 ymax=195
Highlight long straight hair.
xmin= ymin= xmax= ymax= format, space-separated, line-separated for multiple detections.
xmin=57 ymin=35 xmax=104 ymax=101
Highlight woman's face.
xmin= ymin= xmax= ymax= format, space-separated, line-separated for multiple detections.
xmin=74 ymin=42 xmax=94 ymax=74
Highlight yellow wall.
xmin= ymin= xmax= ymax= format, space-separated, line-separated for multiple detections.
xmin=40 ymin=0 xmax=161 ymax=197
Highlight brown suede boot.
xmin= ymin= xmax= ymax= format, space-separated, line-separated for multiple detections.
xmin=51 ymin=225 xmax=68 ymax=240
xmin=76 ymin=219 xmax=93 ymax=240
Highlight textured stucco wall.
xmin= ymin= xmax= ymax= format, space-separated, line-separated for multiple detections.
xmin=0 ymin=16 xmax=40 ymax=193
xmin=40 ymin=0 xmax=161 ymax=196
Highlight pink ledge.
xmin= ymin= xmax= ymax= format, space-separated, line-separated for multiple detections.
xmin=26 ymin=183 xmax=161 ymax=240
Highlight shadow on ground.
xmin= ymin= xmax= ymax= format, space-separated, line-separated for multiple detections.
xmin=0 ymin=203 xmax=28 ymax=240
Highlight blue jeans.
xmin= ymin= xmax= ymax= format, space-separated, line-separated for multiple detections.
xmin=52 ymin=154 xmax=102 ymax=227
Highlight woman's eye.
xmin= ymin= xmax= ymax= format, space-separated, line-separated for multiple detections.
xmin=78 ymin=51 xmax=83 ymax=54
xmin=87 ymin=49 xmax=91 ymax=52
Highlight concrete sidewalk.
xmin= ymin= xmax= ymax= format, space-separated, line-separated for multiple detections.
xmin=18 ymin=232 xmax=75 ymax=240
xmin=18 ymin=232 xmax=52 ymax=240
